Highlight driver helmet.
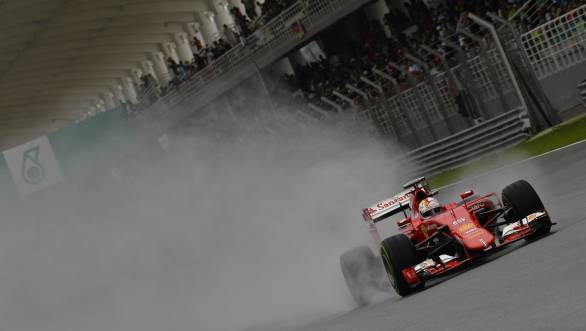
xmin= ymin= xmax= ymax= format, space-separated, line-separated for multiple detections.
xmin=419 ymin=197 xmax=443 ymax=218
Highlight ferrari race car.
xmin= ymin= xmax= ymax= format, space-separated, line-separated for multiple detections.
xmin=340 ymin=177 xmax=554 ymax=304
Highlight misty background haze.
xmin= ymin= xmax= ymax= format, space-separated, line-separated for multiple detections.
xmin=0 ymin=107 xmax=412 ymax=331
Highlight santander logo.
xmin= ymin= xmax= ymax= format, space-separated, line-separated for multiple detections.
xmin=367 ymin=194 xmax=410 ymax=216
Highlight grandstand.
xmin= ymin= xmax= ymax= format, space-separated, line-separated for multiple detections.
xmin=0 ymin=0 xmax=585 ymax=198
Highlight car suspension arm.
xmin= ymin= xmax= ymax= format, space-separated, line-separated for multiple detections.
xmin=476 ymin=207 xmax=510 ymax=228
xmin=415 ymin=225 xmax=457 ymax=260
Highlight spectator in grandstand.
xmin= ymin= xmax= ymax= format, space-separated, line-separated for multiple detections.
xmin=181 ymin=61 xmax=196 ymax=79
xmin=192 ymin=36 xmax=204 ymax=52
xmin=193 ymin=53 xmax=207 ymax=70
xmin=223 ymin=24 xmax=239 ymax=46
xmin=139 ymin=73 xmax=154 ymax=90
xmin=205 ymin=47 xmax=215 ymax=64
xmin=231 ymin=6 xmax=252 ymax=36
xmin=167 ymin=57 xmax=181 ymax=77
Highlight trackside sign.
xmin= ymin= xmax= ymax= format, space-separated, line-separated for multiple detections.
xmin=3 ymin=136 xmax=64 ymax=197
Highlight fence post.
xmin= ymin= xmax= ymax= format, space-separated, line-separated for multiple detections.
xmin=360 ymin=77 xmax=384 ymax=94
xmin=440 ymin=39 xmax=489 ymax=121
xmin=469 ymin=13 xmax=529 ymax=123
xmin=321 ymin=96 xmax=343 ymax=112
xmin=421 ymin=45 xmax=474 ymax=128
xmin=308 ymin=102 xmax=331 ymax=119
xmin=458 ymin=28 xmax=509 ymax=116
xmin=333 ymin=91 xmax=357 ymax=108
xmin=345 ymin=84 xmax=369 ymax=100
xmin=487 ymin=12 xmax=562 ymax=127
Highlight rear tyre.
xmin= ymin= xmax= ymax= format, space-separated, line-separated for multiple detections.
xmin=380 ymin=234 xmax=424 ymax=297
xmin=340 ymin=246 xmax=386 ymax=306
xmin=502 ymin=180 xmax=550 ymax=240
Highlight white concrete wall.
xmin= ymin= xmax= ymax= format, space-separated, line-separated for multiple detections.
xmin=208 ymin=0 xmax=234 ymax=31
xmin=186 ymin=22 xmax=208 ymax=50
xmin=151 ymin=51 xmax=171 ymax=85
xmin=161 ymin=42 xmax=180 ymax=64
xmin=197 ymin=11 xmax=220 ymax=42
xmin=174 ymin=32 xmax=195 ymax=63
xmin=121 ymin=77 xmax=138 ymax=104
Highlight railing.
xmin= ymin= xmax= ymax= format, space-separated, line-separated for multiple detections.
xmin=128 ymin=3 xmax=586 ymax=134
xmin=132 ymin=0 xmax=369 ymax=131
xmin=520 ymin=4 xmax=586 ymax=79
xmin=359 ymin=48 xmax=517 ymax=141
xmin=401 ymin=108 xmax=531 ymax=175
xmin=579 ymin=79 xmax=586 ymax=105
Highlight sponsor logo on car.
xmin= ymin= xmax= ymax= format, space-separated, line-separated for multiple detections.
xmin=457 ymin=223 xmax=476 ymax=234
xmin=420 ymin=223 xmax=438 ymax=237
xmin=452 ymin=217 xmax=467 ymax=226
xmin=469 ymin=201 xmax=487 ymax=211
xmin=366 ymin=192 xmax=411 ymax=217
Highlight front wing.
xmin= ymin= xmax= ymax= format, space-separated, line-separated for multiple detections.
xmin=401 ymin=211 xmax=554 ymax=286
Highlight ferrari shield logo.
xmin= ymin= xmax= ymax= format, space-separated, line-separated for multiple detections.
xmin=3 ymin=136 xmax=64 ymax=197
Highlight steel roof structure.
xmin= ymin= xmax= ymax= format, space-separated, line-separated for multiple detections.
xmin=0 ymin=0 xmax=238 ymax=147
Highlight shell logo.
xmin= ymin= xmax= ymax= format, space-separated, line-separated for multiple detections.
xmin=457 ymin=223 xmax=477 ymax=235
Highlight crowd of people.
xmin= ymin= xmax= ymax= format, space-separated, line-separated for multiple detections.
xmin=127 ymin=0 xmax=298 ymax=114
xmin=281 ymin=0 xmax=583 ymax=112
xmin=126 ymin=0 xmax=582 ymax=116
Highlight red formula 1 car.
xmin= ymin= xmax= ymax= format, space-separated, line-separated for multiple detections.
xmin=340 ymin=177 xmax=554 ymax=303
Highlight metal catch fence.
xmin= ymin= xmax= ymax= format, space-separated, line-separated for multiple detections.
xmin=520 ymin=4 xmax=586 ymax=79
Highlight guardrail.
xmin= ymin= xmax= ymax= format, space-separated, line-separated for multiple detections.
xmin=401 ymin=108 xmax=531 ymax=175
xmin=579 ymin=79 xmax=586 ymax=106
xmin=520 ymin=4 xmax=586 ymax=79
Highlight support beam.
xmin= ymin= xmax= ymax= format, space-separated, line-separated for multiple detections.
xmin=360 ymin=76 xmax=383 ymax=94
xmin=345 ymin=84 xmax=368 ymax=100
xmin=320 ymin=96 xmax=343 ymax=112
xmin=332 ymin=91 xmax=355 ymax=106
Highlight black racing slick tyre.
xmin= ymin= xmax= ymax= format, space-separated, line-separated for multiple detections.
xmin=380 ymin=234 xmax=424 ymax=297
xmin=502 ymin=180 xmax=550 ymax=239
xmin=340 ymin=246 xmax=387 ymax=306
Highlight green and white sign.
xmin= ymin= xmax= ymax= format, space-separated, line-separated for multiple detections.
xmin=3 ymin=136 xmax=64 ymax=197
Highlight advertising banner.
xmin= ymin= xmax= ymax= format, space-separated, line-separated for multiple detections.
xmin=3 ymin=136 xmax=64 ymax=197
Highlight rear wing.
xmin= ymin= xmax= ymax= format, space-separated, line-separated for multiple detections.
xmin=361 ymin=178 xmax=431 ymax=223
xmin=362 ymin=189 xmax=412 ymax=223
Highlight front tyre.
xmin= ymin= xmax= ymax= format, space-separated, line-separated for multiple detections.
xmin=340 ymin=246 xmax=386 ymax=306
xmin=502 ymin=180 xmax=550 ymax=240
xmin=380 ymin=234 xmax=424 ymax=297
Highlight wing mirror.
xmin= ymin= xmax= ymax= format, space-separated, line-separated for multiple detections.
xmin=397 ymin=218 xmax=411 ymax=228
xmin=460 ymin=190 xmax=475 ymax=200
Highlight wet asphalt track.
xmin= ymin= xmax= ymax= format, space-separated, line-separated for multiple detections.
xmin=293 ymin=140 xmax=586 ymax=331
